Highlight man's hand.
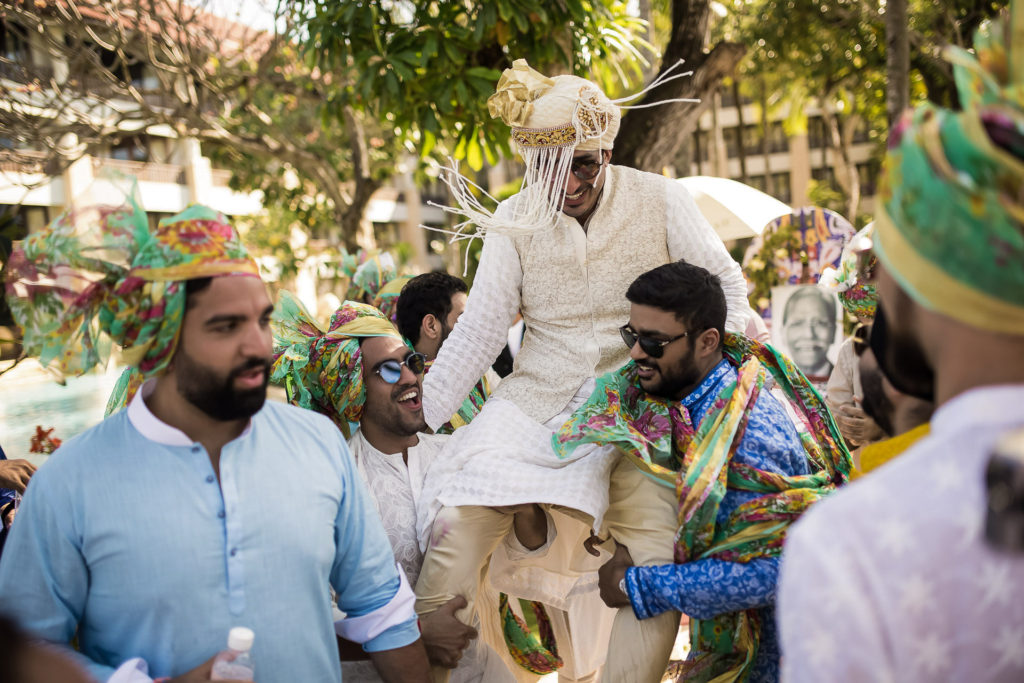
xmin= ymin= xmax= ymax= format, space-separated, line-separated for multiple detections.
xmin=419 ymin=595 xmax=477 ymax=668
xmin=1 ymin=502 xmax=15 ymax=529
xmin=167 ymin=653 xmax=249 ymax=683
xmin=836 ymin=403 xmax=884 ymax=446
xmin=598 ymin=543 xmax=634 ymax=609
xmin=0 ymin=459 xmax=36 ymax=493
xmin=584 ymin=528 xmax=609 ymax=557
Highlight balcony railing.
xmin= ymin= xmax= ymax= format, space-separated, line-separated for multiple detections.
xmin=93 ymin=157 xmax=185 ymax=184
xmin=0 ymin=149 xmax=56 ymax=174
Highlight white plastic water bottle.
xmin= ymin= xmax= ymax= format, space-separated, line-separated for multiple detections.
xmin=210 ymin=626 xmax=255 ymax=681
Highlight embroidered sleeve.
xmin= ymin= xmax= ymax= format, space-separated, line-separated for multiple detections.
xmin=627 ymin=556 xmax=779 ymax=620
xmin=422 ymin=227 xmax=523 ymax=430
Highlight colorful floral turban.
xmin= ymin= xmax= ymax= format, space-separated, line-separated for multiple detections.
xmin=346 ymin=251 xmax=398 ymax=302
xmin=373 ymin=274 xmax=414 ymax=324
xmin=5 ymin=196 xmax=258 ymax=379
xmin=271 ymin=291 xmax=404 ymax=434
xmin=874 ymin=17 xmax=1024 ymax=334
xmin=818 ymin=224 xmax=877 ymax=319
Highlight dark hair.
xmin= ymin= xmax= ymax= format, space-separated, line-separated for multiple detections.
xmin=782 ymin=287 xmax=837 ymax=326
xmin=184 ymin=277 xmax=213 ymax=309
xmin=395 ymin=272 xmax=468 ymax=344
xmin=625 ymin=260 xmax=726 ymax=342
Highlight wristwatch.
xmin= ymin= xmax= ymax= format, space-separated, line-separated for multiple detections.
xmin=618 ymin=576 xmax=628 ymax=598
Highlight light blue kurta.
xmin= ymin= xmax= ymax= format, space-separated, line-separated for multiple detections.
xmin=0 ymin=398 xmax=418 ymax=682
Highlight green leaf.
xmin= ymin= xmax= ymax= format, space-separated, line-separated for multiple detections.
xmin=421 ymin=129 xmax=437 ymax=158
xmin=466 ymin=132 xmax=483 ymax=171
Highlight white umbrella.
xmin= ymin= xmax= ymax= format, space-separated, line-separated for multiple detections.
xmin=677 ymin=175 xmax=792 ymax=241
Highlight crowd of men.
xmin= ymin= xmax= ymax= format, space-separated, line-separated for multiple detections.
xmin=0 ymin=13 xmax=1023 ymax=683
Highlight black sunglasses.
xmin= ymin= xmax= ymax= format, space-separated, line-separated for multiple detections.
xmin=619 ymin=324 xmax=689 ymax=358
xmin=568 ymin=156 xmax=604 ymax=181
xmin=535 ymin=155 xmax=605 ymax=182
xmin=373 ymin=351 xmax=426 ymax=384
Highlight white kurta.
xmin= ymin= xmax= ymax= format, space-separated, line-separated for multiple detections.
xmin=345 ymin=431 xmax=521 ymax=683
xmin=419 ymin=166 xmax=751 ymax=539
xmin=778 ymin=385 xmax=1024 ymax=683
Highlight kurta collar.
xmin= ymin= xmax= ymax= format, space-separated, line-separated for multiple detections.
xmin=127 ymin=378 xmax=252 ymax=446
xmin=682 ymin=358 xmax=733 ymax=410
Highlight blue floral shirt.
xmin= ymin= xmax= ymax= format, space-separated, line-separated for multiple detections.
xmin=624 ymin=359 xmax=809 ymax=682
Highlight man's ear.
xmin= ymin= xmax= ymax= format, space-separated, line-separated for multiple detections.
xmin=697 ymin=328 xmax=720 ymax=357
xmin=421 ymin=313 xmax=440 ymax=341
xmin=602 ymin=149 xmax=612 ymax=164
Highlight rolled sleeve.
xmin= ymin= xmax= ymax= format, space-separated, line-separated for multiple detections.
xmin=329 ymin=434 xmax=420 ymax=652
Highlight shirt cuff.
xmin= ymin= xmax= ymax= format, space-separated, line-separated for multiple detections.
xmin=107 ymin=658 xmax=153 ymax=683
xmin=334 ymin=563 xmax=420 ymax=653
xmin=624 ymin=565 xmax=651 ymax=619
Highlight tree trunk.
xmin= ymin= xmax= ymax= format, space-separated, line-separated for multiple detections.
xmin=710 ymin=88 xmax=728 ymax=176
xmin=759 ymin=78 xmax=774 ymax=196
xmin=885 ymin=0 xmax=910 ymax=126
xmin=820 ymin=100 xmax=860 ymax=220
xmin=732 ymin=79 xmax=748 ymax=183
xmin=613 ymin=0 xmax=745 ymax=172
xmin=341 ymin=105 xmax=381 ymax=251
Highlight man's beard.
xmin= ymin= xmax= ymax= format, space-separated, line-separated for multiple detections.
xmin=175 ymin=351 xmax=270 ymax=421
xmin=640 ymin=345 xmax=703 ymax=400
xmin=369 ymin=380 xmax=428 ymax=437
xmin=869 ymin=303 xmax=935 ymax=402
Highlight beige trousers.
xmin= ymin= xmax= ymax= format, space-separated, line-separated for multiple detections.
xmin=599 ymin=458 xmax=681 ymax=683
xmin=415 ymin=505 xmax=608 ymax=683
xmin=415 ymin=460 xmax=677 ymax=683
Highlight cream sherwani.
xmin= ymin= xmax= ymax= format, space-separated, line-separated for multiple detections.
xmin=415 ymin=165 xmax=751 ymax=683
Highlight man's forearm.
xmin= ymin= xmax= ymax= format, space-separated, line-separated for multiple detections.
xmin=628 ymin=556 xmax=779 ymax=620
xmin=369 ymin=640 xmax=431 ymax=682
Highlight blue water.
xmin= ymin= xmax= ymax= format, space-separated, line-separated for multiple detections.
xmin=0 ymin=368 xmax=121 ymax=464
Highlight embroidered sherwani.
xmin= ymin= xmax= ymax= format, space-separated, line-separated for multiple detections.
xmin=418 ymin=165 xmax=751 ymax=539
xmin=413 ymin=166 xmax=751 ymax=683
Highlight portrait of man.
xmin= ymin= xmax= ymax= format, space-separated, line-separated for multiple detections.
xmin=771 ymin=285 xmax=842 ymax=381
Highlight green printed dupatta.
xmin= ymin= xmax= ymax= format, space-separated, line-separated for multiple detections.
xmin=554 ymin=333 xmax=851 ymax=682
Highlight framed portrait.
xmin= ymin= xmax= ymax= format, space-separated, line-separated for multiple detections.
xmin=770 ymin=285 xmax=844 ymax=382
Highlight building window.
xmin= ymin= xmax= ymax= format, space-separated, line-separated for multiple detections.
xmin=857 ymin=161 xmax=880 ymax=196
xmin=0 ymin=20 xmax=29 ymax=63
xmin=773 ymin=172 xmax=791 ymax=204
xmin=110 ymin=135 xmax=150 ymax=162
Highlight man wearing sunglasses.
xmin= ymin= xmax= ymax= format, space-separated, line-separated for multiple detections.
xmin=271 ymin=297 xmax=537 ymax=682
xmin=415 ymin=61 xmax=753 ymax=683
xmin=556 ymin=261 xmax=829 ymax=682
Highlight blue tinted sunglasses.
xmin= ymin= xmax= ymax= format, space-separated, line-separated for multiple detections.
xmin=373 ymin=351 xmax=426 ymax=384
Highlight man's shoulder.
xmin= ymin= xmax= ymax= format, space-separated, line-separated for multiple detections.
xmin=24 ymin=411 xmax=136 ymax=490
xmin=255 ymin=401 xmax=343 ymax=447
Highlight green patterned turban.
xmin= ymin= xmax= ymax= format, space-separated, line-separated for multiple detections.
xmin=875 ymin=17 xmax=1024 ymax=334
xmin=347 ymin=251 xmax=398 ymax=302
xmin=5 ymin=196 xmax=258 ymax=380
xmin=271 ymin=291 xmax=404 ymax=435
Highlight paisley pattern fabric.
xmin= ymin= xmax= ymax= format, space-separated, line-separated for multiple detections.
xmin=554 ymin=334 xmax=851 ymax=682
xmin=5 ymin=198 xmax=258 ymax=380
xmin=271 ymin=292 xmax=402 ymax=436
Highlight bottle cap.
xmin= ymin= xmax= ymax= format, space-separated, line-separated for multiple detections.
xmin=227 ymin=626 xmax=255 ymax=652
